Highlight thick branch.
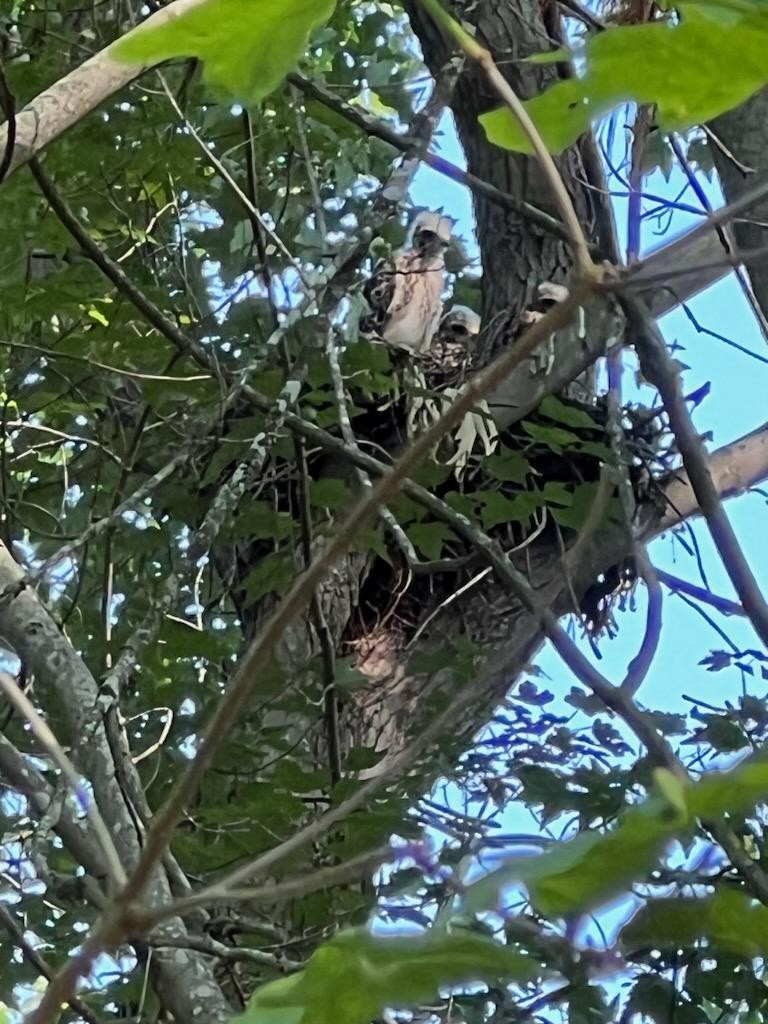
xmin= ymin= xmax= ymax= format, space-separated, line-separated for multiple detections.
xmin=0 ymin=547 xmax=232 ymax=1023
xmin=653 ymin=421 xmax=768 ymax=534
xmin=0 ymin=1 xmax=205 ymax=179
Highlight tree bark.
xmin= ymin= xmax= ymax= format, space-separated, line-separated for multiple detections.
xmin=710 ymin=89 xmax=768 ymax=321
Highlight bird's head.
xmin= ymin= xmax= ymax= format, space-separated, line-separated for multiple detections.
xmin=439 ymin=305 xmax=481 ymax=344
xmin=409 ymin=210 xmax=453 ymax=257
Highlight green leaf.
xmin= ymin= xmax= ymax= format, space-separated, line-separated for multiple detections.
xmin=112 ymin=0 xmax=336 ymax=103
xmin=639 ymin=131 xmax=674 ymax=181
xmin=333 ymin=656 xmax=370 ymax=693
xmin=479 ymin=9 xmax=768 ymax=154
xmin=407 ymin=522 xmax=451 ymax=561
xmin=621 ymin=889 xmax=768 ymax=959
xmin=310 ymin=478 xmax=352 ymax=509
xmin=686 ymin=755 xmax=768 ymax=819
xmin=484 ymin=445 xmax=531 ymax=483
xmin=238 ymin=927 xmax=537 ymax=1024
xmin=653 ymin=768 xmax=688 ymax=819
xmin=243 ymin=551 xmax=296 ymax=603
xmin=552 ymin=482 xmax=621 ymax=531
xmin=538 ymin=395 xmax=599 ymax=430
xmin=478 ymin=491 xmax=531 ymax=529
xmin=522 ymin=420 xmax=581 ymax=451
xmin=464 ymin=792 xmax=683 ymax=917
xmin=464 ymin=754 xmax=768 ymax=919
xmin=687 ymin=137 xmax=715 ymax=178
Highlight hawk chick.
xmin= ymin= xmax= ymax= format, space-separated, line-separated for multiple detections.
xmin=425 ymin=304 xmax=481 ymax=385
xmin=362 ymin=211 xmax=452 ymax=353
xmin=408 ymin=304 xmax=495 ymax=479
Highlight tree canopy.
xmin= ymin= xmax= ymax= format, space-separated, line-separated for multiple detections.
xmin=1 ymin=2 xmax=768 ymax=1023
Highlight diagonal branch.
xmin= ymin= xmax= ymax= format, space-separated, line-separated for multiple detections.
xmin=627 ymin=296 xmax=768 ymax=646
xmin=125 ymin=283 xmax=592 ymax=897
xmin=418 ymin=0 xmax=594 ymax=274
xmin=0 ymin=905 xmax=106 ymax=1024
xmin=287 ymin=72 xmax=574 ymax=244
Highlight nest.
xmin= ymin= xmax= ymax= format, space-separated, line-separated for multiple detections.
xmin=339 ymin=383 xmax=671 ymax=655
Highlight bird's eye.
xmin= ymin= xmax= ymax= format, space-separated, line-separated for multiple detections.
xmin=418 ymin=230 xmax=438 ymax=244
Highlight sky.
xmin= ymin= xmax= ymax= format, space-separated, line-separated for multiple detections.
xmin=404 ymin=108 xmax=768 ymax=957
xmin=410 ymin=108 xmax=767 ymax=721
xmin=4 ymin=33 xmax=768 ymax=1023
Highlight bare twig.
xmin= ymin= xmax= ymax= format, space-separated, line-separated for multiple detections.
xmin=627 ymin=295 xmax=768 ymax=646
xmin=0 ymin=671 xmax=126 ymax=889
xmin=0 ymin=905 xmax=105 ymax=1024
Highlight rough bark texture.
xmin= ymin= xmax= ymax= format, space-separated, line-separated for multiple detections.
xmin=0 ymin=545 xmax=233 ymax=1022
xmin=403 ymin=1 xmax=612 ymax=322
xmin=710 ymin=89 xmax=768 ymax=318
xmin=332 ymin=0 xmax=615 ymax=760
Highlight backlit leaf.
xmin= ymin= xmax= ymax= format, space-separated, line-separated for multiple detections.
xmin=113 ymin=0 xmax=336 ymax=102
xmin=480 ymin=9 xmax=768 ymax=154
xmin=237 ymin=928 xmax=537 ymax=1024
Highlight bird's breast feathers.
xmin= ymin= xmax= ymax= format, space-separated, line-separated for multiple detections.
xmin=380 ymin=250 xmax=445 ymax=351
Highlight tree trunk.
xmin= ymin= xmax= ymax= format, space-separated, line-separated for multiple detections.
xmin=710 ymin=90 xmax=768 ymax=324
xmin=330 ymin=0 xmax=619 ymax=758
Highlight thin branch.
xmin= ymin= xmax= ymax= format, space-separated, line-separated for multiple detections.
xmin=620 ymin=553 xmax=663 ymax=695
xmin=668 ymin=132 xmax=768 ymax=345
xmin=655 ymin=568 xmax=746 ymax=618
xmin=143 ymin=843 xmax=391 ymax=927
xmin=0 ymin=671 xmax=126 ymax=889
xmin=0 ymin=905 xmax=105 ymax=1024
xmin=678 ymin=300 xmax=768 ymax=367
xmin=159 ymin=75 xmax=311 ymax=288
xmin=28 ymin=157 xmax=216 ymax=375
xmin=418 ymin=0 xmax=595 ymax=275
xmin=631 ymin=172 xmax=768 ymax=287
xmin=144 ymin=934 xmax=302 ymax=972
xmin=627 ymin=295 xmax=768 ymax=646
xmin=558 ymin=0 xmax=607 ymax=31
xmin=286 ymin=73 xmax=575 ymax=245
xmin=0 ymin=337 xmax=212 ymax=380
xmin=35 ymin=450 xmax=189 ymax=580
xmin=0 ymin=732 xmax=110 ymax=888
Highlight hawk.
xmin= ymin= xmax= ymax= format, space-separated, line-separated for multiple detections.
xmin=406 ymin=304 xmax=496 ymax=479
xmin=424 ymin=304 xmax=481 ymax=386
xmin=362 ymin=211 xmax=452 ymax=353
